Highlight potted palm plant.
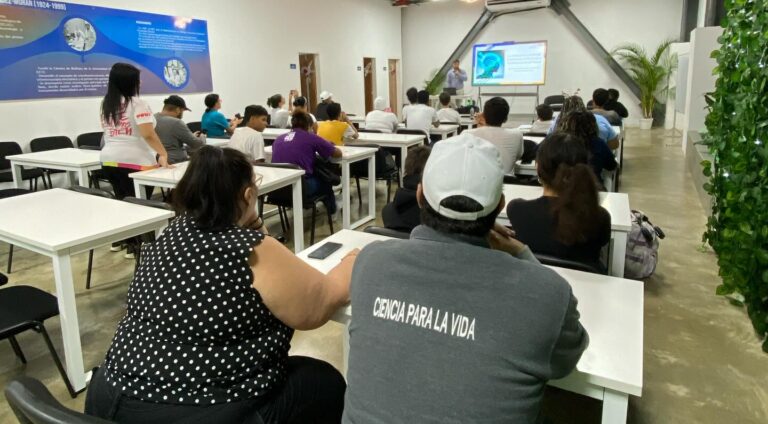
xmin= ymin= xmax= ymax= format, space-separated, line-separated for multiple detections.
xmin=612 ymin=40 xmax=677 ymax=130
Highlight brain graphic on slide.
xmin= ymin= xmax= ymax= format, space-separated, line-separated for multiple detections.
xmin=477 ymin=50 xmax=505 ymax=80
xmin=63 ymin=18 xmax=97 ymax=52
xmin=164 ymin=59 xmax=189 ymax=88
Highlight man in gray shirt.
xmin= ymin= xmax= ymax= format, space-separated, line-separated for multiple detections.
xmin=344 ymin=133 xmax=589 ymax=424
xmin=154 ymin=95 xmax=204 ymax=164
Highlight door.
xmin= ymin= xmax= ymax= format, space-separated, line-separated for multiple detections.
xmin=299 ymin=53 xmax=319 ymax=113
xmin=388 ymin=59 xmax=400 ymax=117
xmin=363 ymin=57 xmax=376 ymax=114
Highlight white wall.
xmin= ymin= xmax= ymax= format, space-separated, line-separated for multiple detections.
xmin=0 ymin=0 xmax=401 ymax=152
xmin=402 ymin=0 xmax=684 ymax=125
xmin=666 ymin=42 xmax=691 ymax=132
xmin=682 ymin=26 xmax=722 ymax=154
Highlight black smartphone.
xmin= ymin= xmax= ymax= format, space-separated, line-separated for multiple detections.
xmin=308 ymin=242 xmax=343 ymax=260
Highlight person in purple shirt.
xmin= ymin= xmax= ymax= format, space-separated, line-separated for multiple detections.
xmin=272 ymin=111 xmax=342 ymax=214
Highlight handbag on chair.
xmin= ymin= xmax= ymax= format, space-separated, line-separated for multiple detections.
xmin=313 ymin=156 xmax=341 ymax=186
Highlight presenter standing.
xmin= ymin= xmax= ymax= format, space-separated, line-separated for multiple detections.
xmin=446 ymin=60 xmax=468 ymax=94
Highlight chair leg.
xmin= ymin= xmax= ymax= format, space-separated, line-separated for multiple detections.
xmin=9 ymin=336 xmax=26 ymax=364
xmin=86 ymin=250 xmax=94 ymax=290
xmin=46 ymin=172 xmax=53 ymax=189
xmin=29 ymin=178 xmax=33 ymax=191
xmin=7 ymin=244 xmax=13 ymax=274
xmin=356 ymin=177 xmax=362 ymax=207
xmin=283 ymin=206 xmax=291 ymax=230
xmin=37 ymin=324 xmax=77 ymax=398
xmin=310 ymin=206 xmax=317 ymax=245
xmin=327 ymin=209 xmax=335 ymax=235
xmin=387 ymin=179 xmax=392 ymax=203
xmin=278 ymin=207 xmax=288 ymax=235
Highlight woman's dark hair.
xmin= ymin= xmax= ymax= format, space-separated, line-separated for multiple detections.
xmin=293 ymin=96 xmax=308 ymax=108
xmin=416 ymin=90 xmax=430 ymax=105
xmin=404 ymin=145 xmax=431 ymax=177
xmin=536 ymin=132 xmax=602 ymax=246
xmin=554 ymin=95 xmax=587 ymax=132
xmin=204 ymin=94 xmax=220 ymax=112
xmin=326 ymin=103 xmax=342 ymax=120
xmin=101 ymin=63 xmax=140 ymax=125
xmin=291 ymin=111 xmax=312 ymax=131
xmin=173 ymin=146 xmax=255 ymax=232
xmin=267 ymin=94 xmax=283 ymax=109
xmin=406 ymin=87 xmax=418 ymax=104
xmin=420 ymin=195 xmax=500 ymax=238
xmin=561 ymin=111 xmax=599 ymax=147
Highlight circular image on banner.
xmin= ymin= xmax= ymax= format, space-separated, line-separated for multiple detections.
xmin=63 ymin=18 xmax=97 ymax=52
xmin=164 ymin=59 xmax=189 ymax=88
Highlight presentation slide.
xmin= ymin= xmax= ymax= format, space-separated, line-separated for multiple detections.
xmin=0 ymin=0 xmax=213 ymax=101
xmin=472 ymin=41 xmax=547 ymax=86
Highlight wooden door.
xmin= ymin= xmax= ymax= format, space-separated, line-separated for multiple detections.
xmin=363 ymin=57 xmax=376 ymax=114
xmin=299 ymin=53 xmax=319 ymax=113
xmin=388 ymin=59 xmax=400 ymax=116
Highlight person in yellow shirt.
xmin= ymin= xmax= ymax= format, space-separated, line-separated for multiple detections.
xmin=317 ymin=103 xmax=358 ymax=145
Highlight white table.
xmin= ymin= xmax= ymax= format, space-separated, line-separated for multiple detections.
xmin=298 ymin=229 xmax=643 ymax=424
xmin=347 ymin=132 xmax=425 ymax=185
xmin=129 ymin=162 xmax=307 ymax=252
xmin=7 ymin=148 xmax=101 ymax=188
xmin=205 ymin=138 xmax=230 ymax=147
xmin=460 ymin=115 xmax=477 ymax=129
xmin=499 ymin=184 xmax=631 ymax=277
xmin=262 ymin=128 xmax=291 ymax=141
xmin=265 ymin=145 xmax=377 ymax=230
xmin=431 ymin=124 xmax=460 ymax=140
xmin=0 ymin=189 xmax=174 ymax=393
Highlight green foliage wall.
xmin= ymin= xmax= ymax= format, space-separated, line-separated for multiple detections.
xmin=703 ymin=0 xmax=768 ymax=352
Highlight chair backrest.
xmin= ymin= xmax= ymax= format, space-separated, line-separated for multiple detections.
xmin=75 ymin=132 xmax=103 ymax=150
xmin=0 ymin=141 xmax=23 ymax=172
xmin=30 ymin=137 xmax=73 ymax=153
xmin=5 ymin=377 xmax=115 ymax=424
xmin=69 ymin=186 xmax=114 ymax=199
xmin=364 ymin=226 xmax=410 ymax=240
xmin=534 ymin=253 xmax=606 ymax=275
xmin=543 ymin=95 xmax=565 ymax=106
xmin=187 ymin=121 xmax=202 ymax=133
xmin=123 ymin=197 xmax=174 ymax=212
xmin=358 ymin=129 xmax=382 ymax=133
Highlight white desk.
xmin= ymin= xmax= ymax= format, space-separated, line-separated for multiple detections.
xmin=347 ymin=132 xmax=425 ymax=185
xmin=460 ymin=115 xmax=477 ymax=129
xmin=265 ymin=145 xmax=377 ymax=230
xmin=0 ymin=189 xmax=174 ymax=393
xmin=205 ymin=138 xmax=230 ymax=147
xmin=129 ymin=163 xmax=306 ymax=252
xmin=499 ymin=184 xmax=631 ymax=277
xmin=298 ymin=229 xmax=643 ymax=424
xmin=431 ymin=124 xmax=460 ymax=140
xmin=7 ymin=148 xmax=101 ymax=188
xmin=262 ymin=128 xmax=291 ymax=141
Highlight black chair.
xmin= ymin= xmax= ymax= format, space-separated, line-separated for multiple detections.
xmin=5 ymin=377 xmax=111 ymax=423
xmin=364 ymin=226 xmax=410 ymax=240
xmin=257 ymin=163 xmax=334 ymax=245
xmin=187 ymin=121 xmax=202 ymax=133
xmin=534 ymin=253 xmax=606 ymax=275
xmin=543 ymin=95 xmax=565 ymax=112
xmin=358 ymin=129 xmax=382 ymax=133
xmin=0 ymin=142 xmax=46 ymax=191
xmin=349 ymin=144 xmax=399 ymax=206
xmin=68 ymin=187 xmax=115 ymax=289
xmin=0 ymin=189 xmax=32 ymax=274
xmin=0 ymin=273 xmax=77 ymax=398
xmin=75 ymin=132 xmax=103 ymax=150
xmin=30 ymin=137 xmax=74 ymax=188
xmin=396 ymin=128 xmax=430 ymax=144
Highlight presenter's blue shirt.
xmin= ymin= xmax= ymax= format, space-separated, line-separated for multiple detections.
xmin=548 ymin=113 xmax=618 ymax=143
xmin=446 ymin=69 xmax=468 ymax=90
xmin=202 ymin=110 xmax=230 ymax=138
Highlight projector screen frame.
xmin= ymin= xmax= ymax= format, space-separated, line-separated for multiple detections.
xmin=471 ymin=40 xmax=548 ymax=87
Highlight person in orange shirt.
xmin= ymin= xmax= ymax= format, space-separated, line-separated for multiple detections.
xmin=317 ymin=103 xmax=358 ymax=145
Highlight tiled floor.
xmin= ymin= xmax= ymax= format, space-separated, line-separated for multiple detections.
xmin=1 ymin=129 xmax=767 ymax=423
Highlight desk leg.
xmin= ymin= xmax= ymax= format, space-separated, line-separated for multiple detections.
xmin=291 ymin=179 xmax=305 ymax=252
xmin=366 ymin=156 xmax=376 ymax=222
xmin=66 ymin=171 xmax=77 ymax=187
xmin=399 ymin=146 xmax=407 ymax=186
xmin=342 ymin=161 xmax=351 ymax=229
xmin=51 ymin=253 xmax=87 ymax=393
xmin=601 ymin=389 xmax=629 ymax=424
xmin=134 ymin=181 xmax=147 ymax=200
xmin=610 ymin=231 xmax=628 ymax=278
xmin=11 ymin=163 xmax=23 ymax=189
xmin=77 ymin=169 xmax=90 ymax=188
xmin=155 ymin=223 xmax=168 ymax=239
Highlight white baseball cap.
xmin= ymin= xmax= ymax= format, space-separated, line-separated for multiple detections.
xmin=319 ymin=91 xmax=333 ymax=101
xmin=422 ymin=133 xmax=504 ymax=221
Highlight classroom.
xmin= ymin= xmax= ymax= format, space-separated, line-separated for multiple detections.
xmin=0 ymin=0 xmax=765 ymax=423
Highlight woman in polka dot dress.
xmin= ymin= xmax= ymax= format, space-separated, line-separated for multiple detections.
xmin=86 ymin=146 xmax=356 ymax=424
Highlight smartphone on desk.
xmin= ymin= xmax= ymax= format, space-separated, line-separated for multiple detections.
xmin=308 ymin=242 xmax=343 ymax=260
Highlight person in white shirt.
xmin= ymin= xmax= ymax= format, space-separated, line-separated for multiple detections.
xmin=228 ymin=105 xmax=267 ymax=163
xmin=404 ymin=90 xmax=439 ymax=140
xmin=401 ymin=87 xmax=418 ymax=123
xmin=267 ymin=90 xmax=296 ymax=129
xmin=436 ymin=92 xmax=461 ymax=124
xmin=291 ymin=96 xmax=319 ymax=133
xmin=530 ymin=104 xmax=554 ymax=134
xmin=365 ymin=97 xmax=399 ymax=133
xmin=467 ymin=97 xmax=523 ymax=174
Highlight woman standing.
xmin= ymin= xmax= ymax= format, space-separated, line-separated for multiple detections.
xmin=100 ymin=62 xmax=171 ymax=199
xmin=201 ymin=93 xmax=241 ymax=137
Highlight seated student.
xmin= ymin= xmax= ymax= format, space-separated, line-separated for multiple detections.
xmin=550 ymin=95 xmax=619 ymax=149
xmin=561 ymin=111 xmax=618 ymax=186
xmin=507 ymin=132 xmax=611 ymax=266
xmin=365 ymin=97 xmax=399 ymax=133
xmin=273 ymin=112 xmax=343 ymax=215
xmin=403 ymin=90 xmax=440 ymax=141
xmin=154 ymin=95 xmax=204 ymax=164
xmin=344 ymin=133 xmax=588 ymax=423
xmin=292 ymin=96 xmax=319 ymax=133
xmin=267 ymin=90 xmax=296 ymax=129
xmin=530 ymin=104 xmax=554 ymax=133
xmin=401 ymin=87 xmax=418 ymax=122
xmin=591 ymin=88 xmax=622 ymax=125
xmin=86 ymin=146 xmax=354 ymax=424
xmin=315 ymin=91 xmax=333 ymax=121
xmin=436 ymin=92 xmax=461 ymax=124
xmin=466 ymin=97 xmax=524 ymax=174
xmin=606 ymin=88 xmax=629 ymax=118
xmin=228 ymin=105 xmax=267 ymax=163
xmin=201 ymin=93 xmax=241 ymax=138
xmin=317 ymin=102 xmax=359 ymax=146
xmin=382 ymin=145 xmax=431 ymax=232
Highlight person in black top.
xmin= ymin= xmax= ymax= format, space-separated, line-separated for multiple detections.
xmin=315 ymin=91 xmax=333 ymax=121
xmin=591 ymin=88 xmax=622 ymax=125
xmin=382 ymin=145 xmax=431 ymax=232
xmin=560 ymin=111 xmax=618 ymax=187
xmin=86 ymin=146 xmax=356 ymax=424
xmin=506 ymin=132 xmax=611 ymax=267
xmin=606 ymin=88 xmax=629 ymax=118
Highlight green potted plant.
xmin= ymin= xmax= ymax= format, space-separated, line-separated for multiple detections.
xmin=424 ymin=68 xmax=446 ymax=96
xmin=611 ymin=40 xmax=677 ymax=129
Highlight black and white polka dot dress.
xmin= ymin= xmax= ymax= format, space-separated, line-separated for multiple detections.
xmin=103 ymin=215 xmax=293 ymax=405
